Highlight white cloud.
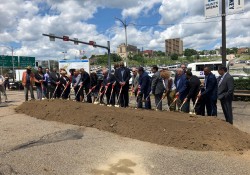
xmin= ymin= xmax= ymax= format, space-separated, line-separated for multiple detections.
xmin=0 ymin=0 xmax=249 ymax=62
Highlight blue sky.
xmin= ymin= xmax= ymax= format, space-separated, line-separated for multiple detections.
xmin=0 ymin=0 xmax=249 ymax=60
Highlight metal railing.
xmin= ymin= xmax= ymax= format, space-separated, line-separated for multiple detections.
xmin=243 ymin=67 xmax=250 ymax=74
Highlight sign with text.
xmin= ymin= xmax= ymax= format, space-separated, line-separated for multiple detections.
xmin=228 ymin=0 xmax=244 ymax=14
xmin=19 ymin=56 xmax=35 ymax=68
xmin=0 ymin=55 xmax=18 ymax=67
xmin=204 ymin=0 xmax=219 ymax=18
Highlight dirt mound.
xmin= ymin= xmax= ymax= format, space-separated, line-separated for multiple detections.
xmin=15 ymin=100 xmax=250 ymax=152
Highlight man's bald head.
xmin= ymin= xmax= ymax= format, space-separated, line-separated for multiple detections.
xmin=176 ymin=68 xmax=183 ymax=76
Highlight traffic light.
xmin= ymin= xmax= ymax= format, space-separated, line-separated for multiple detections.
xmin=63 ymin=36 xmax=69 ymax=41
xmin=74 ymin=38 xmax=79 ymax=45
xmin=89 ymin=41 xmax=96 ymax=47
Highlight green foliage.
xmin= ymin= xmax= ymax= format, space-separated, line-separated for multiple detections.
xmin=234 ymin=78 xmax=250 ymax=90
xmin=111 ymin=53 xmax=122 ymax=62
xmin=171 ymin=53 xmax=178 ymax=60
xmin=184 ymin=48 xmax=197 ymax=57
xmin=154 ymin=50 xmax=165 ymax=57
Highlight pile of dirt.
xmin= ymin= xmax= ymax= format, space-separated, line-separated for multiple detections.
xmin=15 ymin=100 xmax=250 ymax=152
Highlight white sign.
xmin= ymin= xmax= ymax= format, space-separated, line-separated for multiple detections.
xmin=204 ymin=0 xmax=220 ymax=18
xmin=15 ymin=69 xmax=26 ymax=81
xmin=59 ymin=59 xmax=90 ymax=74
xmin=228 ymin=0 xmax=244 ymax=14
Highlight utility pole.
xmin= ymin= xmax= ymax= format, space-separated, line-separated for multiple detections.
xmin=115 ymin=17 xmax=129 ymax=67
xmin=222 ymin=0 xmax=226 ymax=66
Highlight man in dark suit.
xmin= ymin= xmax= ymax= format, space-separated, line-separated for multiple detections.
xmin=197 ymin=66 xmax=218 ymax=116
xmin=217 ymin=66 xmax=234 ymax=124
xmin=49 ymin=68 xmax=60 ymax=98
xmin=137 ymin=67 xmax=151 ymax=109
xmin=102 ymin=69 xmax=116 ymax=105
xmin=184 ymin=70 xmax=201 ymax=113
xmin=114 ymin=62 xmax=131 ymax=107
xmin=151 ymin=65 xmax=165 ymax=110
xmin=174 ymin=68 xmax=188 ymax=112
xmin=80 ymin=68 xmax=91 ymax=103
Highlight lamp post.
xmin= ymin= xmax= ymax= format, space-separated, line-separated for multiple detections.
xmin=0 ymin=46 xmax=15 ymax=81
xmin=115 ymin=17 xmax=129 ymax=66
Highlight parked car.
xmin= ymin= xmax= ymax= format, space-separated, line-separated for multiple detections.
xmin=246 ymin=60 xmax=250 ymax=65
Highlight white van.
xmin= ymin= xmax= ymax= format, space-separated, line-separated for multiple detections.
xmin=187 ymin=61 xmax=229 ymax=78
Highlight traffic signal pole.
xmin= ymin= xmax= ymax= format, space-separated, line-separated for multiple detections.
xmin=42 ymin=34 xmax=111 ymax=73
xmin=221 ymin=0 xmax=226 ymax=67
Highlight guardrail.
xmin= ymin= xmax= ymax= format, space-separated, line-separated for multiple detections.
xmin=243 ymin=67 xmax=250 ymax=74
xmin=234 ymin=90 xmax=250 ymax=101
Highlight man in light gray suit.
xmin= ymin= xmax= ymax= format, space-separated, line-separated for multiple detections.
xmin=217 ymin=66 xmax=234 ymax=124
xmin=151 ymin=65 xmax=165 ymax=110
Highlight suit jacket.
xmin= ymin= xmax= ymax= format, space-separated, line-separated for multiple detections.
xmin=139 ymin=72 xmax=151 ymax=95
xmin=114 ymin=67 xmax=131 ymax=89
xmin=22 ymin=71 xmax=37 ymax=86
xmin=81 ymin=72 xmax=90 ymax=88
xmin=49 ymin=72 xmax=60 ymax=86
xmin=35 ymin=72 xmax=45 ymax=87
xmin=174 ymin=74 xmax=188 ymax=101
xmin=102 ymin=73 xmax=116 ymax=93
xmin=201 ymin=73 xmax=218 ymax=101
xmin=217 ymin=73 xmax=234 ymax=100
xmin=151 ymin=71 xmax=164 ymax=95
xmin=186 ymin=75 xmax=201 ymax=101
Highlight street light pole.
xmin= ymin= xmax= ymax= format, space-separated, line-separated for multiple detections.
xmin=11 ymin=47 xmax=15 ymax=81
xmin=115 ymin=17 xmax=129 ymax=66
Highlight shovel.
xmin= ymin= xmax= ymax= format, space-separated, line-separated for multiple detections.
xmin=189 ymin=91 xmax=201 ymax=116
xmin=74 ymin=84 xmax=83 ymax=100
xmin=134 ymin=86 xmax=141 ymax=109
xmin=107 ymin=82 xmax=116 ymax=107
xmin=179 ymin=98 xmax=188 ymax=112
xmin=114 ymin=85 xmax=123 ymax=108
xmin=94 ymin=85 xmax=103 ymax=104
xmin=100 ymin=83 xmax=110 ymax=106
xmin=60 ymin=81 xmax=70 ymax=99
xmin=51 ymin=84 xmax=59 ymax=99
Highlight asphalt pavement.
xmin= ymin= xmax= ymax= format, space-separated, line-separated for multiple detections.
xmin=0 ymin=91 xmax=250 ymax=175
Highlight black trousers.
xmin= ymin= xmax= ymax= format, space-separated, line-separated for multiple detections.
xmin=137 ymin=93 xmax=151 ymax=109
xmin=83 ymin=88 xmax=92 ymax=103
xmin=199 ymin=95 xmax=217 ymax=116
xmin=220 ymin=98 xmax=233 ymax=124
xmin=118 ymin=84 xmax=129 ymax=107
xmin=154 ymin=93 xmax=163 ymax=110
xmin=106 ymin=91 xmax=115 ymax=105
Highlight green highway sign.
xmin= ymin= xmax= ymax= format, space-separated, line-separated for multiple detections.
xmin=19 ymin=56 xmax=35 ymax=68
xmin=0 ymin=55 xmax=18 ymax=67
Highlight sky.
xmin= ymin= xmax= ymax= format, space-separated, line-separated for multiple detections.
xmin=0 ymin=0 xmax=249 ymax=60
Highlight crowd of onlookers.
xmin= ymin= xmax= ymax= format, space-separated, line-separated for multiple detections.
xmin=0 ymin=61 xmax=234 ymax=124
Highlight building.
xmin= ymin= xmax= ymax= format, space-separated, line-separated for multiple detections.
xmin=143 ymin=50 xmax=154 ymax=58
xmin=237 ymin=47 xmax=249 ymax=54
xmin=117 ymin=43 xmax=139 ymax=58
xmin=165 ymin=38 xmax=183 ymax=56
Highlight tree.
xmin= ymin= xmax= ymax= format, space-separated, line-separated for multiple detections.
xmin=171 ymin=53 xmax=178 ymax=60
xmin=111 ymin=53 xmax=122 ymax=62
xmin=81 ymin=55 xmax=87 ymax=59
xmin=184 ymin=48 xmax=197 ymax=57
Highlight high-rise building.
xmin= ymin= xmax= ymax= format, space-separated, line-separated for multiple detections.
xmin=165 ymin=38 xmax=183 ymax=56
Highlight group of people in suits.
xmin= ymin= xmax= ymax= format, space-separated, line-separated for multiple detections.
xmin=131 ymin=64 xmax=234 ymax=125
xmin=21 ymin=62 xmax=234 ymax=125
